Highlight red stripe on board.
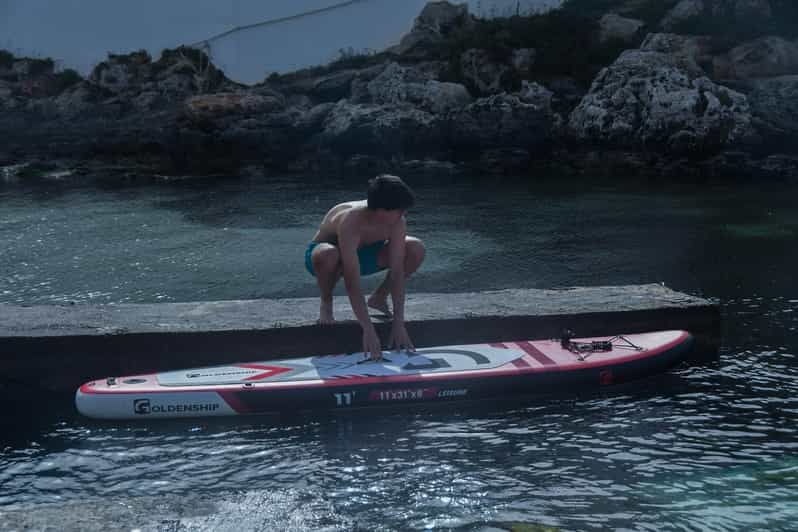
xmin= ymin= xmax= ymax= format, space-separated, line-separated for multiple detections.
xmin=238 ymin=364 xmax=293 ymax=381
xmin=217 ymin=391 xmax=249 ymax=414
xmin=516 ymin=341 xmax=557 ymax=366
xmin=490 ymin=343 xmax=509 ymax=349
xmin=512 ymin=357 xmax=531 ymax=368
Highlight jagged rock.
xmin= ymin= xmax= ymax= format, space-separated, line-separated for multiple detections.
xmin=641 ymin=33 xmax=711 ymax=57
xmin=389 ymin=30 xmax=439 ymax=59
xmin=422 ymin=81 xmax=472 ymax=113
xmin=755 ymin=154 xmax=798 ymax=178
xmin=184 ymin=92 xmax=284 ymax=122
xmin=450 ymin=92 xmax=555 ymax=150
xmin=9 ymin=58 xmax=55 ymax=78
xmin=661 ymin=0 xmax=705 ymax=31
xmin=320 ymin=100 xmax=440 ymax=155
xmin=349 ymin=63 xmax=390 ymax=103
xmin=367 ymin=62 xmax=431 ymax=100
xmin=151 ymin=48 xmax=234 ymax=99
xmin=309 ymin=69 xmax=358 ymax=101
xmin=217 ymin=105 xmax=307 ymax=156
xmin=285 ymin=94 xmax=313 ymax=109
xmin=365 ymin=62 xmax=471 ymax=113
xmin=641 ymin=33 xmax=715 ymax=68
xmin=416 ymin=1 xmax=468 ymax=33
xmin=414 ymin=60 xmax=449 ymax=79
xmin=51 ymin=81 xmax=105 ymax=117
xmin=744 ymin=75 xmax=798 ymax=141
xmin=249 ymin=84 xmax=288 ymax=105
xmin=733 ymin=0 xmax=772 ymax=21
xmin=132 ymin=91 xmax=162 ymax=111
xmin=662 ymin=0 xmax=773 ymax=29
xmin=85 ymin=48 xmax=235 ymax=102
xmin=294 ymin=102 xmax=336 ymax=134
xmin=90 ymin=51 xmax=151 ymax=94
xmin=277 ymin=68 xmax=369 ymax=103
xmin=699 ymin=151 xmax=798 ymax=179
xmin=598 ymin=14 xmax=645 ymax=44
xmin=389 ymin=1 xmax=470 ymax=58
xmin=0 ymin=57 xmax=68 ymax=100
xmin=714 ymin=36 xmax=798 ymax=80
xmin=517 ymin=81 xmax=553 ymax=107
xmin=460 ymin=49 xmax=510 ymax=94
xmin=568 ymin=49 xmax=754 ymax=153
xmin=0 ymin=80 xmax=13 ymax=105
xmin=547 ymin=77 xmax=585 ymax=113
xmin=511 ymin=48 xmax=536 ymax=78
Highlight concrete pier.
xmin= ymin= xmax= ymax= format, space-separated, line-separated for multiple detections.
xmin=0 ymin=284 xmax=720 ymax=394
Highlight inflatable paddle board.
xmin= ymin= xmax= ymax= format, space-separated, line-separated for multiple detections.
xmin=76 ymin=330 xmax=693 ymax=419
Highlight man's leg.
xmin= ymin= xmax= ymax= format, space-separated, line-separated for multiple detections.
xmin=311 ymin=244 xmax=342 ymax=324
xmin=368 ymin=236 xmax=426 ymax=315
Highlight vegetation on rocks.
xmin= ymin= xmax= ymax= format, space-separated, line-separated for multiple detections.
xmin=52 ymin=69 xmax=83 ymax=92
xmin=0 ymin=50 xmax=14 ymax=70
xmin=667 ymin=0 xmax=798 ymax=45
xmin=562 ymin=0 xmax=679 ymax=27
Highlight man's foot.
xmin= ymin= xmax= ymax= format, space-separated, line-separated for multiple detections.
xmin=367 ymin=295 xmax=392 ymax=317
xmin=319 ymin=300 xmax=335 ymax=325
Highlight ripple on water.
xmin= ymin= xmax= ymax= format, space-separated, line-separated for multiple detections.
xmin=3 ymin=182 xmax=798 ymax=530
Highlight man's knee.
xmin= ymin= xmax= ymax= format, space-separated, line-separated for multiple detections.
xmin=312 ymin=246 xmax=340 ymax=274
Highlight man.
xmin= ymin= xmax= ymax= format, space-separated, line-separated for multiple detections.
xmin=305 ymin=175 xmax=425 ymax=361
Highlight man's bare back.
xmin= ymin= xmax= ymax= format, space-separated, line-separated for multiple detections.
xmin=312 ymin=200 xmax=396 ymax=248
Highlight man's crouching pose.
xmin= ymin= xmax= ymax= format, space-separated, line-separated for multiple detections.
xmin=304 ymin=174 xmax=425 ymax=360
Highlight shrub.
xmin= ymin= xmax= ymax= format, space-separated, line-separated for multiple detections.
xmin=53 ymin=68 xmax=83 ymax=92
xmin=329 ymin=47 xmax=384 ymax=70
xmin=560 ymin=0 xmax=679 ymax=27
xmin=0 ymin=50 xmax=13 ymax=70
xmin=28 ymin=58 xmax=55 ymax=77
xmin=159 ymin=46 xmax=210 ymax=70
xmin=107 ymin=49 xmax=150 ymax=65
xmin=440 ymin=9 xmax=629 ymax=88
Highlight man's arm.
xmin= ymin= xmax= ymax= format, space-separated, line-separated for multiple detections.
xmin=337 ymin=215 xmax=382 ymax=359
xmin=387 ymin=217 xmax=414 ymax=351
xmin=388 ymin=217 xmax=407 ymax=323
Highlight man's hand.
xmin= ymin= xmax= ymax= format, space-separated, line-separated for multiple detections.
xmin=389 ymin=321 xmax=415 ymax=352
xmin=363 ymin=327 xmax=383 ymax=361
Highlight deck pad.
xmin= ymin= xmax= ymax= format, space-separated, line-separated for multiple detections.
xmin=156 ymin=345 xmax=527 ymax=387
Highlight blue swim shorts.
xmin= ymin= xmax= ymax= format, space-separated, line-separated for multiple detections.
xmin=305 ymin=241 xmax=387 ymax=277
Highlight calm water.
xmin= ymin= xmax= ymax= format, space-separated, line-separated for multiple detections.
xmin=1 ymin=174 xmax=797 ymax=531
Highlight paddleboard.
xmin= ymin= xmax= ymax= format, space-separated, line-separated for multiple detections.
xmin=75 ymin=330 xmax=693 ymax=419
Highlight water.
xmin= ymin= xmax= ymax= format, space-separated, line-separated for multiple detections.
xmin=1 ymin=174 xmax=797 ymax=531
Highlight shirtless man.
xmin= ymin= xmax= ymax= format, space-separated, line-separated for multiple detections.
xmin=304 ymin=175 xmax=425 ymax=360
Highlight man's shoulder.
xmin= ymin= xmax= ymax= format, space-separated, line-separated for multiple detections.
xmin=336 ymin=205 xmax=366 ymax=232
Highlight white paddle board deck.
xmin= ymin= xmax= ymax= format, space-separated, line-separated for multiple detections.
xmin=76 ymin=330 xmax=693 ymax=419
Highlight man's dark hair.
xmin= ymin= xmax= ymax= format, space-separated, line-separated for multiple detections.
xmin=367 ymin=174 xmax=415 ymax=211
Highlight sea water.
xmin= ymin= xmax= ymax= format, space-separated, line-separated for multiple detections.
xmin=1 ymin=174 xmax=797 ymax=530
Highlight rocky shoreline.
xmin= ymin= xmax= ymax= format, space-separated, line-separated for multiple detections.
xmin=1 ymin=0 xmax=797 ymax=183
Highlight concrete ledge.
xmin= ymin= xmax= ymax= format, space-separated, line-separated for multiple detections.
xmin=0 ymin=284 xmax=719 ymax=393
